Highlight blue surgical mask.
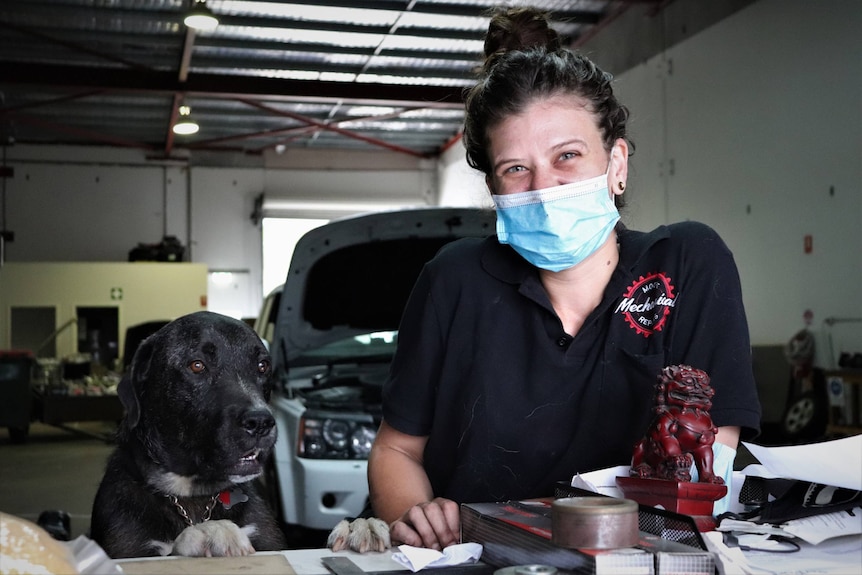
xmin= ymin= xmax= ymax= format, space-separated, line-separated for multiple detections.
xmin=689 ymin=442 xmax=737 ymax=516
xmin=492 ymin=159 xmax=620 ymax=272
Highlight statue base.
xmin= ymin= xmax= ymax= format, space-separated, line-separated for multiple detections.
xmin=616 ymin=476 xmax=727 ymax=532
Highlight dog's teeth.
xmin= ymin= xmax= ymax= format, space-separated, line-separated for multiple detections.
xmin=240 ymin=449 xmax=259 ymax=462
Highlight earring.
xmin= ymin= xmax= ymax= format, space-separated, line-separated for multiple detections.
xmin=619 ymin=181 xmax=626 ymax=192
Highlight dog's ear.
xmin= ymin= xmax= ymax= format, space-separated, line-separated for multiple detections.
xmin=117 ymin=374 xmax=140 ymax=429
xmin=119 ymin=334 xmax=156 ymax=429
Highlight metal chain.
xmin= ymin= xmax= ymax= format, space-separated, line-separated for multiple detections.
xmin=168 ymin=493 xmax=219 ymax=527
xmin=201 ymin=493 xmax=218 ymax=522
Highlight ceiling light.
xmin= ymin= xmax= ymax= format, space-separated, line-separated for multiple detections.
xmin=173 ymin=105 xmax=199 ymax=135
xmin=184 ymin=0 xmax=219 ymax=31
xmin=347 ymin=106 xmax=397 ymax=117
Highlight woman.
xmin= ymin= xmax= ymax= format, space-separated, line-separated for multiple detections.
xmin=368 ymin=6 xmax=761 ymax=550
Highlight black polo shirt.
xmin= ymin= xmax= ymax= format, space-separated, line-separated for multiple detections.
xmin=383 ymin=221 xmax=762 ymax=504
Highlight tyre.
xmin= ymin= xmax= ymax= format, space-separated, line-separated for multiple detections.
xmin=781 ymin=390 xmax=827 ymax=442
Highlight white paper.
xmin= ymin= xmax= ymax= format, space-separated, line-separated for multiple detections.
xmin=740 ymin=535 xmax=860 ymax=575
xmin=702 ymin=530 xmax=753 ymax=575
xmin=254 ymin=549 xmax=404 ymax=575
xmin=704 ymin=530 xmax=862 ymax=575
xmin=570 ymin=464 xmax=630 ymax=498
xmin=66 ymin=535 xmax=123 ymax=575
xmin=742 ymin=435 xmax=862 ymax=490
xmin=391 ymin=543 xmax=483 ymax=572
xmin=782 ymin=507 xmax=862 ymax=545
xmin=716 ymin=520 xmax=791 ymax=538
xmin=718 ymin=508 xmax=862 ymax=546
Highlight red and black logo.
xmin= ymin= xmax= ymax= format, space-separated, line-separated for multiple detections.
xmin=615 ymin=272 xmax=677 ymax=337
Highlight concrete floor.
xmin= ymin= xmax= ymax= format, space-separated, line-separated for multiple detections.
xmin=0 ymin=421 xmax=116 ymax=539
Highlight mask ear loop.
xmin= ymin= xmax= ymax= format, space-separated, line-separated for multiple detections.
xmin=606 ymin=150 xmax=625 ymax=194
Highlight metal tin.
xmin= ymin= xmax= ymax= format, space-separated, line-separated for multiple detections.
xmin=495 ymin=565 xmax=558 ymax=575
xmin=551 ymin=497 xmax=639 ymax=549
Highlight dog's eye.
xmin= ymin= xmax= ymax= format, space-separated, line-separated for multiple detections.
xmin=189 ymin=360 xmax=206 ymax=374
xmin=258 ymin=360 xmax=270 ymax=374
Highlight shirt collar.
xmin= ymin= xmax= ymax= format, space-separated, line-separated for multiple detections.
xmin=616 ymin=224 xmax=671 ymax=272
xmin=480 ymin=236 xmax=530 ymax=284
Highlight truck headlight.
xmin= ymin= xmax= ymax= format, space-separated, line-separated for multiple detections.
xmin=299 ymin=415 xmax=377 ymax=459
xmin=350 ymin=425 xmax=376 ymax=458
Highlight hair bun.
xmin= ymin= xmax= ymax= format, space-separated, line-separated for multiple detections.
xmin=483 ymin=7 xmax=561 ymax=66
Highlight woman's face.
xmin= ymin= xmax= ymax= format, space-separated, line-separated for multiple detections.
xmin=485 ymin=94 xmax=625 ymax=196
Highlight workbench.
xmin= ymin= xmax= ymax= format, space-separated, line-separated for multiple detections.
xmin=117 ymin=548 xmax=464 ymax=575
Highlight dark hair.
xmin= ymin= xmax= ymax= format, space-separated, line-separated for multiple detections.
xmin=463 ymin=7 xmax=633 ymax=178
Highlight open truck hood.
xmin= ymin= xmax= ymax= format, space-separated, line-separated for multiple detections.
xmin=271 ymin=207 xmax=495 ymax=367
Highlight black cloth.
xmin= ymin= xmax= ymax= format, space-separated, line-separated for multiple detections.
xmin=382 ymin=221 xmax=762 ymax=505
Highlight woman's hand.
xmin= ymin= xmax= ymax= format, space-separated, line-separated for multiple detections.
xmin=388 ymin=497 xmax=461 ymax=550
xmin=369 ymin=422 xmax=460 ymax=549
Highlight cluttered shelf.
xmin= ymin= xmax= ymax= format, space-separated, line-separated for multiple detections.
xmin=32 ymin=360 xmax=123 ymax=439
xmin=36 ymin=391 xmax=122 ymax=427
xmin=0 ymin=351 xmax=123 ymax=442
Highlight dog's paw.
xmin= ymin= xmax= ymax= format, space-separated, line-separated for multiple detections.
xmin=172 ymin=520 xmax=258 ymax=557
xmin=327 ymin=518 xmax=391 ymax=553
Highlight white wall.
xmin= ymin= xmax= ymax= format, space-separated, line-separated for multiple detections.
xmin=189 ymin=167 xmax=263 ymax=319
xmin=3 ymin=149 xmax=436 ymax=319
xmin=437 ymin=143 xmax=488 ymax=208
xmin=0 ymin=262 xmax=208 ymax=362
xmin=613 ymin=0 xmax=862 ymax=357
xmin=4 ymin=146 xmax=189 ymax=262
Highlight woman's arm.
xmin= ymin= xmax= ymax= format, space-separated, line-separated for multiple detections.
xmin=368 ymin=420 xmax=460 ymax=550
xmin=715 ymin=425 xmax=740 ymax=449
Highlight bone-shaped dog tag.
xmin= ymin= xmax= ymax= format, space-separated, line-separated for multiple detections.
xmin=219 ymin=488 xmax=249 ymax=510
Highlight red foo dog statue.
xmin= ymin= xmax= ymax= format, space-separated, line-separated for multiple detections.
xmin=630 ymin=365 xmax=723 ymax=484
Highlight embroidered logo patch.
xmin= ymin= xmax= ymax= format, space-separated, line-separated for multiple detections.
xmin=615 ymin=272 xmax=677 ymax=337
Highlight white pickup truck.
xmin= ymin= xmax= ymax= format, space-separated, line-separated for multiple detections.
xmin=254 ymin=207 xmax=495 ymax=542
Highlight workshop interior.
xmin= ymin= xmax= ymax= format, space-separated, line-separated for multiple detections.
xmin=0 ymin=0 xmax=860 ymax=573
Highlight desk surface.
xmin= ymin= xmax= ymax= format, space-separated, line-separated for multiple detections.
xmin=118 ymin=548 xmax=405 ymax=575
xmin=116 ymin=536 xmax=862 ymax=575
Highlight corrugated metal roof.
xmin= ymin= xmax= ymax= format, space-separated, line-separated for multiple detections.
xmin=0 ymin=0 xmax=650 ymax=159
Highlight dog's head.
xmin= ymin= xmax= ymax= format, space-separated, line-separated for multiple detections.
xmin=118 ymin=311 xmax=277 ymax=497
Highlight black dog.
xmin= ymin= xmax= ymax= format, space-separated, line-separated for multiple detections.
xmin=90 ymin=311 xmax=287 ymax=558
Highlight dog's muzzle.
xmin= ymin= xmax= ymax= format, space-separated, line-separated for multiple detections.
xmin=241 ymin=409 xmax=275 ymax=438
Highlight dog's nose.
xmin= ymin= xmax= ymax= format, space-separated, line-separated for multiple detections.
xmin=241 ymin=409 xmax=276 ymax=437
